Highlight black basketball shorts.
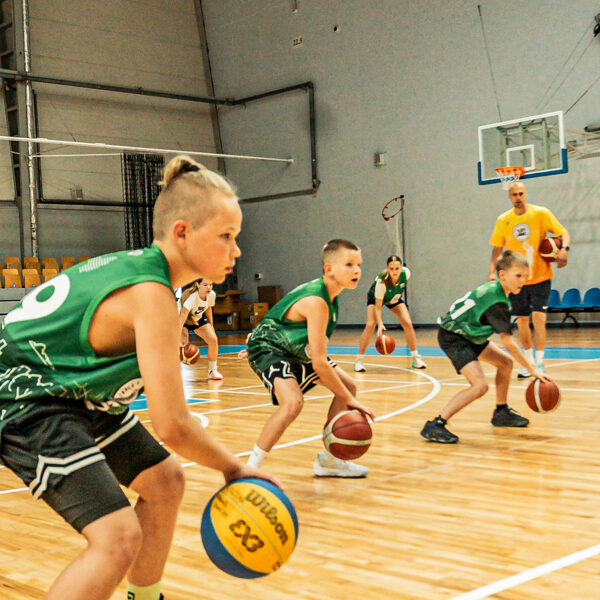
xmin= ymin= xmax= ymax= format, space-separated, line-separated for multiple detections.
xmin=438 ymin=327 xmax=489 ymax=374
xmin=509 ymin=279 xmax=552 ymax=316
xmin=185 ymin=313 xmax=210 ymax=330
xmin=251 ymin=355 xmax=338 ymax=405
xmin=0 ymin=400 xmax=170 ymax=532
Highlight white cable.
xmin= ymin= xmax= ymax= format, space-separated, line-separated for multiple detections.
xmin=0 ymin=135 xmax=294 ymax=164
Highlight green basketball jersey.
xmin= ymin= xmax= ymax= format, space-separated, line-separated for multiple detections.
xmin=248 ymin=277 xmax=338 ymax=366
xmin=437 ymin=281 xmax=510 ymax=345
xmin=0 ymin=244 xmax=173 ymax=431
xmin=366 ymin=268 xmax=408 ymax=306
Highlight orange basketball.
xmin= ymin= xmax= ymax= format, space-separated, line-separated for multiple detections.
xmin=538 ymin=237 xmax=562 ymax=263
xmin=375 ymin=334 xmax=396 ymax=355
xmin=525 ymin=379 xmax=560 ymax=413
xmin=323 ymin=411 xmax=372 ymax=460
xmin=180 ymin=343 xmax=200 ymax=365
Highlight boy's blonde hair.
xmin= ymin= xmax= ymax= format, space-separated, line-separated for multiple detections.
xmin=321 ymin=239 xmax=360 ymax=265
xmin=496 ymin=250 xmax=529 ymax=274
xmin=153 ymin=155 xmax=237 ymax=239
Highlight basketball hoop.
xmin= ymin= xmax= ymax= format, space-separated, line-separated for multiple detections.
xmin=381 ymin=195 xmax=405 ymax=256
xmin=495 ymin=166 xmax=525 ymax=190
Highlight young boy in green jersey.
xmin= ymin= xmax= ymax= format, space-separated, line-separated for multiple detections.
xmin=354 ymin=254 xmax=426 ymax=372
xmin=0 ymin=155 xmax=279 ymax=600
xmin=421 ymin=250 xmax=552 ymax=444
xmin=246 ymin=239 xmax=375 ymax=477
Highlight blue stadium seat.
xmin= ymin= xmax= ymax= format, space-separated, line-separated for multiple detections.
xmin=547 ymin=289 xmax=561 ymax=311
xmin=558 ymin=288 xmax=583 ymax=325
xmin=581 ymin=287 xmax=600 ymax=310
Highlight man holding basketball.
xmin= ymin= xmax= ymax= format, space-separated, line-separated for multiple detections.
xmin=488 ymin=181 xmax=570 ymax=377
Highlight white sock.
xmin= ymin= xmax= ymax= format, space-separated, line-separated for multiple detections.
xmin=208 ymin=361 xmax=217 ymax=372
xmin=524 ymin=348 xmax=534 ymax=363
xmin=320 ymin=448 xmax=340 ymax=462
xmin=411 ymin=350 xmax=420 ymax=357
xmin=535 ymin=350 xmax=544 ymax=363
xmin=248 ymin=444 xmax=268 ymax=468
xmin=355 ymin=354 xmax=364 ymax=361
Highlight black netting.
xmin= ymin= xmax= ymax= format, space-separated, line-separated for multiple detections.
xmin=121 ymin=153 xmax=164 ymax=249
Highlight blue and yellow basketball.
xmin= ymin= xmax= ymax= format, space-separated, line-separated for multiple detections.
xmin=200 ymin=477 xmax=299 ymax=578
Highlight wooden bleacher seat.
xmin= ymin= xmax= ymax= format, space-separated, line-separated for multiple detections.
xmin=60 ymin=256 xmax=76 ymax=269
xmin=5 ymin=261 xmax=22 ymax=276
xmin=42 ymin=268 xmax=59 ymax=282
xmin=3 ymin=268 xmax=22 ymax=288
xmin=4 ymin=257 xmax=20 ymax=268
xmin=22 ymin=268 xmax=41 ymax=288
xmin=24 ymin=257 xmax=41 ymax=271
xmin=41 ymin=257 xmax=59 ymax=270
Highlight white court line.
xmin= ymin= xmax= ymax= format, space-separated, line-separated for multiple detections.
xmin=451 ymin=543 xmax=600 ymax=600
xmin=179 ymin=366 xmax=441 ymax=466
xmin=442 ymin=381 xmax=600 ymax=393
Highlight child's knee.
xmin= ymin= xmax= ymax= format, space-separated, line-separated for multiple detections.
xmin=473 ymin=380 xmax=489 ymax=397
xmin=279 ymin=395 xmax=304 ymax=421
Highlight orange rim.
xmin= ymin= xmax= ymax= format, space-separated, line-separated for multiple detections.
xmin=495 ymin=166 xmax=525 ymax=178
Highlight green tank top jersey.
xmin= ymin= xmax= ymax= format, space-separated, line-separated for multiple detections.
xmin=0 ymin=244 xmax=173 ymax=430
xmin=248 ymin=277 xmax=338 ymax=365
xmin=437 ymin=280 xmax=510 ymax=345
xmin=366 ymin=269 xmax=408 ymax=306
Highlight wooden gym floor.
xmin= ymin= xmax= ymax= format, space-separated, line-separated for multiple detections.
xmin=1 ymin=327 xmax=599 ymax=599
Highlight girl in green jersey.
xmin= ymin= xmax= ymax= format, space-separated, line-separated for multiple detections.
xmin=354 ymin=255 xmax=426 ymax=371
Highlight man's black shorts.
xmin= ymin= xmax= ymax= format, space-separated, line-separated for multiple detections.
xmin=0 ymin=400 xmax=170 ymax=532
xmin=438 ymin=327 xmax=489 ymax=374
xmin=509 ymin=279 xmax=552 ymax=316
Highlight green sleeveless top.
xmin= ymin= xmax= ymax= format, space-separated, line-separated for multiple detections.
xmin=367 ymin=268 xmax=409 ymax=306
xmin=0 ymin=244 xmax=173 ymax=431
xmin=247 ymin=277 xmax=338 ymax=364
xmin=437 ymin=280 xmax=510 ymax=345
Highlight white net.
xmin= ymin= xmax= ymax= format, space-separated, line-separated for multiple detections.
xmin=381 ymin=195 xmax=405 ymax=257
xmin=496 ymin=166 xmax=524 ymax=190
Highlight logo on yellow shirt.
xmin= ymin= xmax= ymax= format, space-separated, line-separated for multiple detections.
xmin=512 ymin=223 xmax=531 ymax=242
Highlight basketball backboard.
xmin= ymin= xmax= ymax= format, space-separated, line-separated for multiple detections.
xmin=478 ymin=110 xmax=567 ymax=185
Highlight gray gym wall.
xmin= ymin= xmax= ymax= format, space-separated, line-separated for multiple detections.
xmin=201 ymin=0 xmax=600 ymax=324
xmin=0 ymin=0 xmax=216 ymax=259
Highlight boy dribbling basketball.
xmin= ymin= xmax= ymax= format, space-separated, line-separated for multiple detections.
xmin=246 ymin=239 xmax=375 ymax=477
xmin=421 ymin=250 xmax=553 ymax=444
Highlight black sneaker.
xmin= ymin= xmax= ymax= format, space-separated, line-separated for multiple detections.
xmin=420 ymin=418 xmax=459 ymax=443
xmin=491 ymin=406 xmax=529 ymax=427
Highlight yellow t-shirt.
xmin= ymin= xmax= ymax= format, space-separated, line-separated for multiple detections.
xmin=489 ymin=203 xmax=567 ymax=285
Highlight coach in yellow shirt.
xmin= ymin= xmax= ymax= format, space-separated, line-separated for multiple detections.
xmin=488 ymin=181 xmax=570 ymax=377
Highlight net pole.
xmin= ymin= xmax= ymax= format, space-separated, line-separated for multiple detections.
xmin=0 ymin=135 xmax=293 ymax=164
xmin=22 ymin=0 xmax=38 ymax=256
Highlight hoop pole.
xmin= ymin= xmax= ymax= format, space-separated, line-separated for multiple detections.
xmin=401 ymin=197 xmax=407 ymax=305
xmin=0 ymin=135 xmax=294 ymax=164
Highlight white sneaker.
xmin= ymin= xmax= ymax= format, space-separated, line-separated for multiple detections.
xmin=353 ymin=359 xmax=366 ymax=372
xmin=313 ymin=450 xmax=368 ymax=478
xmin=535 ymin=361 xmax=546 ymax=374
xmin=208 ymin=369 xmax=223 ymax=380
xmin=411 ymin=355 xmax=427 ymax=369
xmin=517 ymin=367 xmax=531 ymax=378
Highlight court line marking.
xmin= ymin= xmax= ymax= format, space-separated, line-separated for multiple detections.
xmin=180 ymin=365 xmax=441 ymax=465
xmin=451 ymin=543 xmax=600 ymax=600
